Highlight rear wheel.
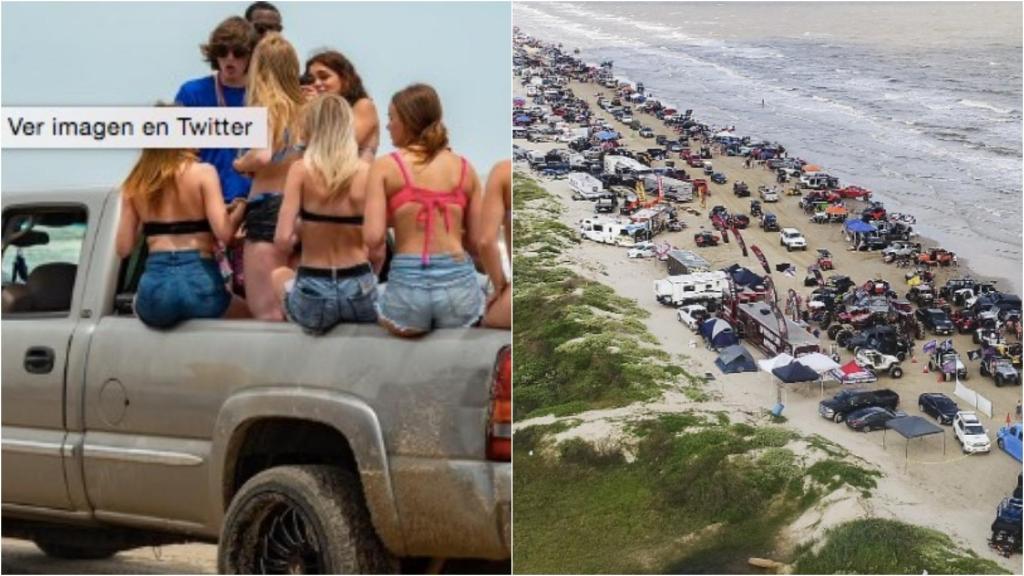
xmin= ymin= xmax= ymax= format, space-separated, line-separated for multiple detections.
xmin=219 ymin=465 xmax=397 ymax=574
xmin=896 ymin=351 xmax=907 ymax=362
xmin=837 ymin=331 xmax=852 ymax=348
xmin=890 ymin=366 xmax=903 ymax=379
xmin=833 ymin=412 xmax=844 ymax=424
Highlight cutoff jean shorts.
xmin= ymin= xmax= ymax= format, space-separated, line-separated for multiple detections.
xmin=135 ymin=250 xmax=230 ymax=328
xmin=283 ymin=264 xmax=379 ymax=334
xmin=376 ymin=254 xmax=485 ymax=333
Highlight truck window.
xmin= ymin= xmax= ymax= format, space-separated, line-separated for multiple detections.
xmin=1 ymin=206 xmax=87 ymax=316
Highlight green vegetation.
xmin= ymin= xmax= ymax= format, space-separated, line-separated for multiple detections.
xmin=514 ymin=415 xmax=880 ymax=573
xmin=806 ymin=459 xmax=881 ymax=497
xmin=513 ymin=174 xmax=684 ymax=418
xmin=793 ymin=519 xmax=1010 ymax=574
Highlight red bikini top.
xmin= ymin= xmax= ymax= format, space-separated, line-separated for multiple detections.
xmin=387 ymin=152 xmax=469 ymax=265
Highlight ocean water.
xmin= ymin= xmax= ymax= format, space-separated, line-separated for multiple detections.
xmin=515 ymin=1 xmax=1023 ymax=293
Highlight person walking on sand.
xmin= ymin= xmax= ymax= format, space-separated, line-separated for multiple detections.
xmin=364 ymin=84 xmax=485 ymax=337
xmin=271 ymin=95 xmax=379 ymax=334
xmin=476 ymin=159 xmax=511 ymax=329
xmin=233 ymin=33 xmax=306 ymax=320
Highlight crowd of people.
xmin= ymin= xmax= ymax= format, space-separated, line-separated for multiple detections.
xmin=116 ymin=2 xmax=511 ymax=336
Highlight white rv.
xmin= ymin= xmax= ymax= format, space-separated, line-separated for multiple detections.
xmin=569 ymin=172 xmax=604 ymax=200
xmin=603 ymin=155 xmax=652 ymax=176
xmin=653 ymin=271 xmax=729 ymax=307
xmin=579 ymin=217 xmax=647 ymax=246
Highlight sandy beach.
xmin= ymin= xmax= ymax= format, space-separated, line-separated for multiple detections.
xmin=515 ymin=73 xmax=1022 ymax=571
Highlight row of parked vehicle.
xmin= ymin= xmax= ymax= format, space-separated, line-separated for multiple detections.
xmin=818 ymin=388 xmax=1022 ymax=460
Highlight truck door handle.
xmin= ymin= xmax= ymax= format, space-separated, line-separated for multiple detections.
xmin=24 ymin=346 xmax=55 ymax=374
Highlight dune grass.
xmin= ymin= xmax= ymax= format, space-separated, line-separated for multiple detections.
xmin=513 ymin=174 xmax=685 ymax=419
xmin=513 ymin=413 xmax=878 ymax=573
xmin=793 ymin=518 xmax=1010 ymax=574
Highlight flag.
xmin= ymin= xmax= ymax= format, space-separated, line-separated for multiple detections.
xmin=922 ymin=339 xmax=937 ymax=354
xmin=783 ymin=265 xmax=796 ymax=278
xmin=751 ymin=245 xmax=771 ymax=276
xmin=967 ymin=349 xmax=982 ymax=362
xmin=732 ymin=225 xmax=748 ymax=257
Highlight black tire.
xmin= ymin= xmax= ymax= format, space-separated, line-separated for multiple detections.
xmin=999 ymin=438 xmax=1005 ymax=449
xmin=995 ymin=375 xmax=1003 ymax=388
xmin=827 ymin=325 xmax=842 ymax=340
xmin=34 ymin=538 xmax=122 ymax=560
xmin=896 ymin=351 xmax=907 ymax=362
xmin=833 ymin=412 xmax=844 ymax=424
xmin=890 ymin=366 xmax=903 ymax=379
xmin=219 ymin=465 xmax=397 ymax=574
xmin=837 ymin=331 xmax=851 ymax=348
xmin=820 ymin=314 xmax=832 ymax=329
xmin=981 ymin=364 xmax=989 ymax=377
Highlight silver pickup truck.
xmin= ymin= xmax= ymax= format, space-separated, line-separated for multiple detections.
xmin=1 ymin=187 xmax=511 ymax=573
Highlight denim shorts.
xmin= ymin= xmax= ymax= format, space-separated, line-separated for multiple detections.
xmin=283 ymin=264 xmax=378 ymax=334
xmin=135 ymin=250 xmax=230 ymax=328
xmin=376 ymin=254 xmax=485 ymax=333
xmin=245 ymin=192 xmax=282 ymax=243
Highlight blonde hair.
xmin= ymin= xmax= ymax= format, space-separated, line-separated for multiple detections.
xmin=122 ymin=149 xmax=198 ymax=205
xmin=246 ymin=33 xmax=304 ymax=152
xmin=303 ymin=95 xmax=360 ymax=200
xmin=391 ymin=83 xmax=448 ymax=161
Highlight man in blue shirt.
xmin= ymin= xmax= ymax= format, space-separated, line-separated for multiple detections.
xmin=175 ymin=16 xmax=257 ymax=202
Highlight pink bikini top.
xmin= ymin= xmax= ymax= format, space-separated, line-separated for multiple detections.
xmin=387 ymin=152 xmax=469 ymax=265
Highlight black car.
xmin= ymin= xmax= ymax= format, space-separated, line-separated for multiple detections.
xmin=845 ymin=407 xmax=898 ymax=432
xmin=760 ymin=213 xmax=779 ymax=231
xmin=711 ymin=172 xmax=727 ymax=185
xmin=819 ymin=388 xmax=900 ymax=423
xmin=918 ymin=392 xmax=959 ymax=425
xmin=916 ymin=308 xmax=954 ymax=335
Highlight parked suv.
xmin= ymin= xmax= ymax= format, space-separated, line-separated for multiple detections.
xmin=819 ymin=388 xmax=900 ymax=423
xmin=916 ymin=308 xmax=954 ymax=335
xmin=953 ymin=412 xmax=991 ymax=454
xmin=780 ymin=228 xmax=807 ymax=251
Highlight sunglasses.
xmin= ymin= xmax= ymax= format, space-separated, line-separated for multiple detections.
xmin=213 ymin=45 xmax=251 ymax=59
xmin=254 ymin=23 xmax=283 ymax=35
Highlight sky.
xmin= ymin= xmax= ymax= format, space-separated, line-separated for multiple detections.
xmin=1 ymin=1 xmax=511 ymax=191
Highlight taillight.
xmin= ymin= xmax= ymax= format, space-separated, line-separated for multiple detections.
xmin=487 ymin=345 xmax=512 ymax=461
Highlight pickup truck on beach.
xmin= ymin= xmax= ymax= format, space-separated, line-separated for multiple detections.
xmin=1 ymin=187 xmax=511 ymax=572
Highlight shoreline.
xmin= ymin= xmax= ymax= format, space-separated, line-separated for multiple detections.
xmin=513 ymin=39 xmax=1022 ymax=572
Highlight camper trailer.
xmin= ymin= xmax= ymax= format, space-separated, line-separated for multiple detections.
xmin=654 ymin=271 xmax=729 ymax=307
xmin=603 ymin=155 xmax=652 ymax=176
xmin=726 ymin=301 xmax=821 ymax=357
xmin=665 ymin=250 xmax=711 ymax=276
xmin=579 ymin=217 xmax=648 ymax=246
xmin=569 ymin=172 xmax=604 ymax=200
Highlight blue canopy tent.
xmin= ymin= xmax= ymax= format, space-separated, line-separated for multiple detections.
xmin=716 ymin=344 xmax=757 ymax=374
xmin=596 ymin=130 xmax=619 ymax=141
xmin=771 ymin=361 xmax=820 ymax=384
xmin=700 ymin=318 xmax=739 ymax=349
xmin=844 ymin=219 xmax=876 ymax=234
xmin=514 ymin=114 xmax=531 ymax=125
